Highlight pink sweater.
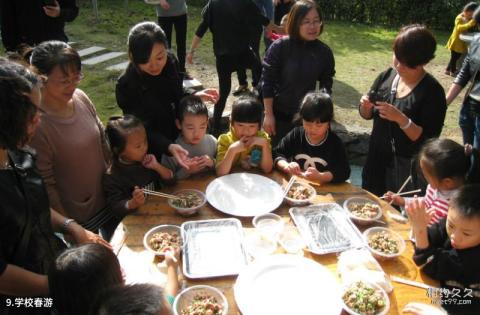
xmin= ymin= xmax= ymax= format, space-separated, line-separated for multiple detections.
xmin=30 ymin=89 xmax=109 ymax=223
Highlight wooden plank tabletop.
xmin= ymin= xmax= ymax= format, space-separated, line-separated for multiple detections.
xmin=121 ymin=170 xmax=438 ymax=315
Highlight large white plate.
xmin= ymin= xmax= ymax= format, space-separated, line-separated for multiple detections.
xmin=206 ymin=173 xmax=284 ymax=217
xmin=234 ymin=254 xmax=342 ymax=315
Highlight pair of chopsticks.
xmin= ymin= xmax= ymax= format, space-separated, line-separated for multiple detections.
xmin=380 ymin=189 xmax=422 ymax=199
xmin=283 ymin=175 xmax=297 ymax=198
xmin=391 ymin=275 xmax=435 ymax=290
xmin=143 ymin=188 xmax=180 ymax=200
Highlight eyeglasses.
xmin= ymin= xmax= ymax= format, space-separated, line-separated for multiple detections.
xmin=300 ymin=20 xmax=322 ymax=27
xmin=48 ymin=73 xmax=84 ymax=87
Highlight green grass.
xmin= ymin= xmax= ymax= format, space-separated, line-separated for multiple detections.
xmin=0 ymin=0 xmax=461 ymax=140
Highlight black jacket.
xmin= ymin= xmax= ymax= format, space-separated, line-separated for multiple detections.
xmin=1 ymin=0 xmax=78 ymax=51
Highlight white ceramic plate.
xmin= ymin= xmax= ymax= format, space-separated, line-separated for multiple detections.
xmin=206 ymin=173 xmax=284 ymax=217
xmin=234 ymin=254 xmax=343 ymax=315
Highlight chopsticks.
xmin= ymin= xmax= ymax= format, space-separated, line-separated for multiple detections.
xmin=380 ymin=189 xmax=422 ymax=199
xmin=283 ymin=175 xmax=297 ymax=198
xmin=143 ymin=188 xmax=180 ymax=200
xmin=391 ymin=276 xmax=435 ymax=290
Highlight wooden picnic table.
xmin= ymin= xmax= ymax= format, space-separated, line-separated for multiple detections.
xmin=122 ymin=170 xmax=438 ymax=315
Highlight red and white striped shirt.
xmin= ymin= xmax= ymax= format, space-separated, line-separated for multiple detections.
xmin=406 ymin=185 xmax=457 ymax=225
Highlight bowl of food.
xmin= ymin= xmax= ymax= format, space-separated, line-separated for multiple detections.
xmin=143 ymin=225 xmax=183 ymax=257
xmin=168 ymin=189 xmax=206 ymax=216
xmin=342 ymin=281 xmax=389 ymax=315
xmin=284 ymin=182 xmax=316 ymax=206
xmin=173 ymin=285 xmax=228 ymax=315
xmin=363 ymin=227 xmax=405 ymax=260
xmin=344 ymin=197 xmax=382 ymax=225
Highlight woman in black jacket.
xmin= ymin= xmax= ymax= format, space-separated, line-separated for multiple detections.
xmin=116 ymin=22 xmax=218 ymax=168
xmin=0 ymin=59 xmax=108 ymax=314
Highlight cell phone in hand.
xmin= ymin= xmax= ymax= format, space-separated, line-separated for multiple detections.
xmin=367 ymin=90 xmax=379 ymax=105
xmin=44 ymin=0 xmax=56 ymax=6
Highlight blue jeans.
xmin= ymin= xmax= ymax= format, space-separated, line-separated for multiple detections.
xmin=459 ymin=98 xmax=480 ymax=149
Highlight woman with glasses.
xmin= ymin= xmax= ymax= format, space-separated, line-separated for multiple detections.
xmin=261 ymin=0 xmax=335 ymax=146
xmin=28 ymin=41 xmax=116 ymax=241
xmin=0 ymin=58 xmax=109 ymax=313
xmin=359 ymin=25 xmax=447 ymax=197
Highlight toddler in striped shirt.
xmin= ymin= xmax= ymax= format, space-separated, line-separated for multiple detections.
xmin=385 ymin=138 xmax=480 ymax=225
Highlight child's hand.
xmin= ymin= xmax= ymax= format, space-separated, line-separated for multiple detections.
xmin=164 ymin=247 xmax=180 ymax=268
xmin=230 ymin=139 xmax=248 ymax=154
xmin=198 ymin=155 xmax=214 ymax=168
xmin=425 ymin=208 xmax=436 ymax=225
xmin=184 ymin=157 xmax=206 ymax=174
xmin=285 ymin=162 xmax=302 ymax=176
xmin=382 ymin=191 xmax=405 ymax=206
xmin=128 ymin=186 xmax=145 ymax=209
xmin=248 ymin=136 xmax=268 ymax=148
xmin=302 ymin=167 xmax=321 ymax=181
xmin=142 ymin=154 xmax=159 ymax=169
xmin=405 ymin=197 xmax=428 ymax=230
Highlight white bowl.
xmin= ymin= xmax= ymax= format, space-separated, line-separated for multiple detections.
xmin=342 ymin=281 xmax=390 ymax=315
xmin=173 ymin=285 xmax=228 ymax=315
xmin=143 ymin=225 xmax=183 ymax=257
xmin=284 ymin=182 xmax=317 ymax=206
xmin=244 ymin=232 xmax=277 ymax=258
xmin=363 ymin=227 xmax=406 ymax=260
xmin=278 ymin=225 xmax=305 ymax=254
xmin=168 ymin=189 xmax=206 ymax=216
xmin=343 ymin=197 xmax=383 ymax=225
xmin=252 ymin=213 xmax=284 ymax=242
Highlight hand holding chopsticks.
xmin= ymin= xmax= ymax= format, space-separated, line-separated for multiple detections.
xmin=380 ymin=189 xmax=422 ymax=199
xmin=143 ymin=188 xmax=180 ymax=200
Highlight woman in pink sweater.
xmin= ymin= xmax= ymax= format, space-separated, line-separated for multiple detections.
xmin=29 ymin=41 xmax=116 ymax=240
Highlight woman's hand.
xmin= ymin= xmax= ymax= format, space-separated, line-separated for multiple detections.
xmin=68 ymin=223 xmax=112 ymax=249
xmin=159 ymin=0 xmax=170 ymax=10
xmin=186 ymin=51 xmax=194 ymax=64
xmin=168 ymin=144 xmax=190 ymax=170
xmin=375 ymin=101 xmax=406 ymax=124
xmin=263 ymin=113 xmax=276 ymax=136
xmin=43 ymin=0 xmax=60 ymax=17
xmin=195 ymin=88 xmax=219 ymax=103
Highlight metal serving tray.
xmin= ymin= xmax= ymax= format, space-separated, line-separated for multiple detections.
xmin=181 ymin=218 xmax=248 ymax=279
xmin=289 ymin=203 xmax=365 ymax=255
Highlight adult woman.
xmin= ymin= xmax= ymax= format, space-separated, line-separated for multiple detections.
xmin=0 ymin=59 xmax=107 ymax=312
xmin=261 ymin=0 xmax=335 ymax=145
xmin=359 ymin=24 xmax=447 ymax=197
xmin=29 ymin=41 xmax=115 ymax=239
xmin=116 ymin=22 xmax=218 ymax=167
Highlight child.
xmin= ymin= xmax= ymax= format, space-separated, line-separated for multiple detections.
xmin=445 ymin=2 xmax=478 ymax=76
xmin=162 ymin=95 xmax=217 ymax=179
xmin=274 ymin=92 xmax=350 ymax=184
xmin=216 ymin=96 xmax=273 ymax=176
xmin=407 ymin=184 xmax=480 ymax=315
xmin=103 ymin=115 xmax=173 ymax=218
xmin=384 ymin=138 xmax=480 ymax=225
xmin=49 ymin=243 xmax=124 ymax=315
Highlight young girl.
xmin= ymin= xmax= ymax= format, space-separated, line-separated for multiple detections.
xmin=103 ymin=115 xmax=173 ymax=219
xmin=274 ymin=92 xmax=350 ymax=184
xmin=216 ymin=96 xmax=273 ymax=176
xmin=445 ymin=2 xmax=478 ymax=76
xmin=385 ymin=138 xmax=480 ymax=224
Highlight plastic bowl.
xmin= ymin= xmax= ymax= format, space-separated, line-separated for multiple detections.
xmin=252 ymin=213 xmax=284 ymax=242
xmin=343 ymin=197 xmax=383 ymax=225
xmin=244 ymin=232 xmax=277 ymax=258
xmin=278 ymin=225 xmax=305 ymax=254
xmin=342 ymin=281 xmax=390 ymax=315
xmin=173 ymin=285 xmax=228 ymax=315
xmin=284 ymin=182 xmax=317 ymax=206
xmin=363 ymin=227 xmax=406 ymax=260
xmin=143 ymin=224 xmax=183 ymax=257
xmin=168 ymin=189 xmax=206 ymax=216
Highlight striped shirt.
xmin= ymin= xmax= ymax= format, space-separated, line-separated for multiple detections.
xmin=406 ymin=185 xmax=457 ymax=224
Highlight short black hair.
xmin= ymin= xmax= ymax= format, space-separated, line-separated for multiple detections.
xmin=419 ymin=138 xmax=469 ymax=181
xmin=393 ymin=24 xmax=436 ymax=68
xmin=0 ymin=58 xmax=41 ymax=149
xmin=49 ymin=244 xmax=123 ymax=315
xmin=297 ymin=91 xmax=333 ymax=123
xmin=30 ymin=41 xmax=81 ymax=76
xmin=230 ymin=96 xmax=263 ymax=126
xmin=91 ymin=284 xmax=167 ymax=315
xmin=450 ymin=184 xmax=480 ymax=219
xmin=464 ymin=2 xmax=479 ymax=12
xmin=127 ymin=22 xmax=168 ymax=65
xmin=177 ymin=95 xmax=208 ymax=122
xmin=105 ymin=115 xmax=144 ymax=159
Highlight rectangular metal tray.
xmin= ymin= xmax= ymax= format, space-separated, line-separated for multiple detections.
xmin=289 ymin=203 xmax=365 ymax=255
xmin=181 ymin=218 xmax=248 ymax=279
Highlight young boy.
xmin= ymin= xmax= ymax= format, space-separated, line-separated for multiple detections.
xmin=216 ymin=96 xmax=273 ymax=176
xmin=407 ymin=184 xmax=480 ymax=315
xmin=162 ymin=95 xmax=217 ymax=179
